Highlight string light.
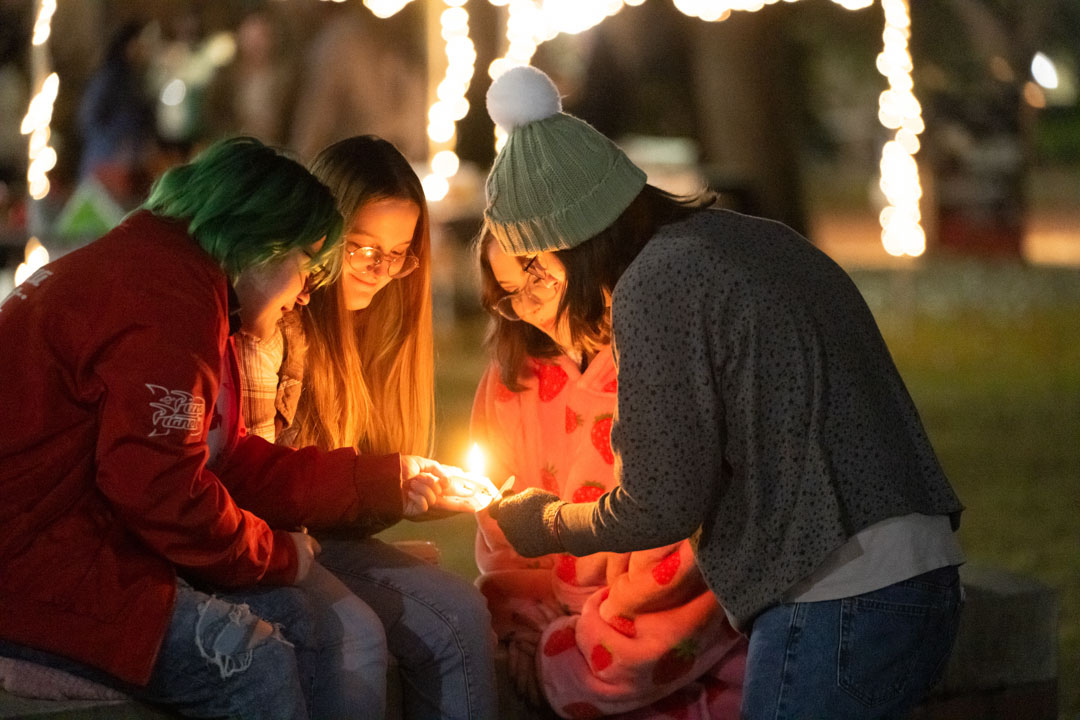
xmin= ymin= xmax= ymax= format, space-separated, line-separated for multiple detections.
xmin=13 ymin=238 xmax=50 ymax=287
xmin=23 ymin=0 xmax=58 ymax=204
xmin=31 ymin=0 xmax=57 ymax=46
xmin=420 ymin=0 xmax=477 ymax=201
xmin=363 ymin=0 xmax=412 ymax=18
xmin=488 ymin=0 xmax=925 ymax=256
xmin=876 ymin=0 xmax=924 ymax=257
xmin=24 ymin=0 xmax=925 ymax=256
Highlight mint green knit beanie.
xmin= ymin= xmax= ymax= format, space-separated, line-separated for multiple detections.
xmin=483 ymin=65 xmax=647 ymax=256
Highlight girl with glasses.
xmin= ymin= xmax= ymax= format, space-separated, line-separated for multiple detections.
xmin=235 ymin=135 xmax=497 ymax=720
xmin=0 ymin=137 xmax=460 ymax=720
xmin=471 ymin=232 xmax=747 ymax=719
xmin=481 ymin=66 xmax=965 ymax=720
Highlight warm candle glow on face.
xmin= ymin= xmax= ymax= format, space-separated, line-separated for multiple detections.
xmin=466 ymin=443 xmax=486 ymax=477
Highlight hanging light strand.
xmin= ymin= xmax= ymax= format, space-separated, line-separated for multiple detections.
xmin=26 ymin=0 xmax=925 ymax=254
xmin=488 ymin=0 xmax=625 ymax=151
xmin=421 ymin=0 xmax=477 ymax=201
xmin=363 ymin=0 xmax=415 ymax=19
xmin=31 ymin=0 xmax=57 ymax=45
xmin=487 ymin=0 xmax=922 ymax=256
xmin=23 ymin=0 xmax=58 ymax=202
xmin=876 ymin=0 xmax=925 ymax=257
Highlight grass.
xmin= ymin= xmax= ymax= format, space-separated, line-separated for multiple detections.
xmin=858 ymin=262 xmax=1080 ymax=718
xmin=378 ymin=258 xmax=1080 ymax=717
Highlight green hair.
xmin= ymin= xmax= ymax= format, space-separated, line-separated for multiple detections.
xmin=142 ymin=136 xmax=343 ymax=283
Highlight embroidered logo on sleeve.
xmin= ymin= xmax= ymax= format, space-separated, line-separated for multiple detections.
xmin=147 ymin=384 xmax=205 ymax=437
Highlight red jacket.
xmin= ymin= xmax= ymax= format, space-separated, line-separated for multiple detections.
xmin=0 ymin=212 xmax=404 ymax=686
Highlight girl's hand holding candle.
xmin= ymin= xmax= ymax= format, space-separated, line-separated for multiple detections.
xmin=401 ymin=454 xmax=450 ymax=517
xmin=400 ymin=448 xmax=503 ymax=516
xmin=437 ymin=467 xmax=502 ymax=512
xmin=437 ymin=443 xmax=501 ymax=512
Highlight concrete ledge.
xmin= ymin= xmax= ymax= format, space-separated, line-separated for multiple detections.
xmin=0 ymin=693 xmax=173 ymax=719
xmin=2 ymin=563 xmax=1058 ymax=719
xmin=916 ymin=564 xmax=1059 ymax=720
xmin=913 ymin=681 xmax=1059 ymax=720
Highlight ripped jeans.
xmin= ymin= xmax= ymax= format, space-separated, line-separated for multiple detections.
xmin=0 ymin=577 xmax=385 ymax=720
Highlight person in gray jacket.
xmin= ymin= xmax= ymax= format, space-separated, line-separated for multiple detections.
xmin=483 ymin=65 xmax=965 ymax=720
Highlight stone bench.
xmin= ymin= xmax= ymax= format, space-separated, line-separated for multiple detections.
xmin=913 ymin=564 xmax=1059 ymax=720
xmin=1 ymin=563 xmax=1058 ymax=719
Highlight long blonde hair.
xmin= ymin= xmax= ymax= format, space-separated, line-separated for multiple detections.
xmin=290 ymin=136 xmax=434 ymax=455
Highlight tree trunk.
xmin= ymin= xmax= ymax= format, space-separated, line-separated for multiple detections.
xmin=688 ymin=10 xmax=808 ymax=235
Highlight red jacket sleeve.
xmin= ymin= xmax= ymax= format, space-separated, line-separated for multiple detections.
xmin=91 ymin=270 xmax=297 ymax=587
xmin=214 ymin=435 xmax=405 ymax=531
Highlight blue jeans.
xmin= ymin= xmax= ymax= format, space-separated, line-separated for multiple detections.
xmin=741 ymin=565 xmax=963 ymax=720
xmin=299 ymin=563 xmax=391 ymax=718
xmin=0 ymin=580 xmax=325 ymax=720
xmin=316 ymin=537 xmax=498 ymax=720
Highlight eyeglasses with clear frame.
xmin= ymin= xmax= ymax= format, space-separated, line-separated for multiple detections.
xmin=346 ymin=243 xmax=419 ymax=279
xmin=493 ymin=256 xmax=559 ymax=321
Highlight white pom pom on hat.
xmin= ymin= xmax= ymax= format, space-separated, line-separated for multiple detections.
xmin=483 ymin=64 xmax=647 ymax=256
xmin=486 ymin=65 xmax=563 ymax=132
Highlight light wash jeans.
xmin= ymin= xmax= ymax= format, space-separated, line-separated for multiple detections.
xmin=315 ymin=537 xmax=499 ymax=720
xmin=0 ymin=578 xmax=359 ymax=720
xmin=299 ymin=563 xmax=391 ymax=718
xmin=741 ymin=565 xmax=963 ymax=720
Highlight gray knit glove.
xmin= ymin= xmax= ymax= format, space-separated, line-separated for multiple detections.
xmin=490 ymin=488 xmax=565 ymax=558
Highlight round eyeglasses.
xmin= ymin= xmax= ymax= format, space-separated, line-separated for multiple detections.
xmin=346 ymin=243 xmax=419 ymax=279
xmin=493 ymin=256 xmax=559 ymax=321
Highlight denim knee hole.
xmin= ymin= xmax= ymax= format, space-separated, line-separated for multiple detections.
xmin=194 ymin=597 xmax=292 ymax=680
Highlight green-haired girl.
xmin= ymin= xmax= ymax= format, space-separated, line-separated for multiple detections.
xmin=0 ymin=137 xmax=459 ymax=719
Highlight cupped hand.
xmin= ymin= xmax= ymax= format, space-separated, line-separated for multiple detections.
xmin=402 ymin=455 xmax=504 ymax=515
xmin=403 ymin=472 xmax=443 ymax=516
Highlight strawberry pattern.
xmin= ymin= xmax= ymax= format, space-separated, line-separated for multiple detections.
xmin=572 ymin=481 xmax=606 ymax=504
xmin=555 ymin=554 xmax=578 ymax=585
xmin=566 ymin=406 xmax=583 ymax=433
xmin=652 ymin=640 xmax=698 ymax=685
xmin=591 ymin=414 xmax=615 ymax=465
xmin=472 ymin=349 xmax=746 ymax=719
xmin=535 ymin=361 xmax=569 ymax=402
xmin=609 ymin=614 xmax=637 ymax=638
xmin=544 ymin=626 xmax=577 ymax=656
xmin=590 ymin=643 xmax=613 ymax=672
xmin=652 ymin=550 xmax=681 ymax=585
xmin=541 ymin=464 xmax=560 ymax=493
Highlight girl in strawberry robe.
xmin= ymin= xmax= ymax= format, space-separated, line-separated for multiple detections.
xmin=471 ymin=235 xmax=747 ymax=719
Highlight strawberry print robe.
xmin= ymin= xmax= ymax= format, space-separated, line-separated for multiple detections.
xmin=471 ymin=349 xmax=746 ymax=719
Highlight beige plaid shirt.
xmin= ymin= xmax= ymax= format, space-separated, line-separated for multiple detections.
xmin=236 ymin=326 xmax=285 ymax=442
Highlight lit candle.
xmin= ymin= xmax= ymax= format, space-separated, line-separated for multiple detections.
xmin=466 ymin=443 xmax=486 ymax=477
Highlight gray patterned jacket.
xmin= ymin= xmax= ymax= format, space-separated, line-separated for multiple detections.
xmin=558 ymin=209 xmax=963 ymax=629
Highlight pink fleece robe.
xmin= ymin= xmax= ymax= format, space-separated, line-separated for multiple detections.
xmin=471 ymin=348 xmax=747 ymax=719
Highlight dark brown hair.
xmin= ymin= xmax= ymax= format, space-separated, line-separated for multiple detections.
xmin=478 ymin=184 xmax=715 ymax=390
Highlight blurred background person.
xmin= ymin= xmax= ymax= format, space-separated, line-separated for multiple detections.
xmin=205 ymin=11 xmax=297 ymax=147
xmin=76 ymin=20 xmax=158 ymax=207
xmin=289 ymin=5 xmax=426 ymax=163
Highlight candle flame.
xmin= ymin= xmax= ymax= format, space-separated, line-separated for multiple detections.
xmin=466 ymin=443 xmax=485 ymax=477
